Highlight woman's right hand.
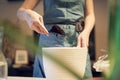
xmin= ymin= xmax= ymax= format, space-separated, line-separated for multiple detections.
xmin=17 ymin=9 xmax=49 ymax=35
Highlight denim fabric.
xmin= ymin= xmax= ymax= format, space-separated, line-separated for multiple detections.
xmin=43 ymin=0 xmax=85 ymax=24
xmin=39 ymin=24 xmax=78 ymax=47
xmin=33 ymin=24 xmax=93 ymax=79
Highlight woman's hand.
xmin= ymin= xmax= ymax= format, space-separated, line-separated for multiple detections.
xmin=17 ymin=9 xmax=49 ymax=35
xmin=77 ymin=31 xmax=89 ymax=47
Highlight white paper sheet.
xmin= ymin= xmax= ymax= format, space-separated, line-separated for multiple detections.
xmin=42 ymin=47 xmax=88 ymax=80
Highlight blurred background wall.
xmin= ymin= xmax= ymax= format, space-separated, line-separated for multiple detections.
xmin=94 ymin=0 xmax=109 ymax=59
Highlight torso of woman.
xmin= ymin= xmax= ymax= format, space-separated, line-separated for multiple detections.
xmin=43 ymin=0 xmax=85 ymax=24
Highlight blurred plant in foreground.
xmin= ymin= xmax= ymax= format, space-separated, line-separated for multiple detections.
xmin=106 ymin=0 xmax=120 ymax=80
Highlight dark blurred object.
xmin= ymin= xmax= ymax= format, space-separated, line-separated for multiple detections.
xmin=75 ymin=18 xmax=84 ymax=32
xmin=89 ymin=27 xmax=96 ymax=60
xmin=7 ymin=0 xmax=24 ymax=2
xmin=8 ymin=65 xmax=33 ymax=77
xmin=0 ymin=26 xmax=4 ymax=50
xmin=49 ymin=25 xmax=65 ymax=36
xmin=33 ymin=31 xmax=40 ymax=46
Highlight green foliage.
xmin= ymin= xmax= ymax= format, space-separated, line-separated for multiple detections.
xmin=107 ymin=0 xmax=120 ymax=80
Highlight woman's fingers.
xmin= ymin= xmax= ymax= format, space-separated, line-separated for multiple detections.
xmin=31 ymin=21 xmax=49 ymax=34
xmin=77 ymin=32 xmax=89 ymax=48
xmin=38 ymin=17 xmax=49 ymax=34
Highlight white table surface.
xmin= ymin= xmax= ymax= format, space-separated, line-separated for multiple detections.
xmin=8 ymin=76 xmax=45 ymax=80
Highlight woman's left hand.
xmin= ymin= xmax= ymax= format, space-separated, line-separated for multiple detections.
xmin=77 ymin=31 xmax=90 ymax=47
